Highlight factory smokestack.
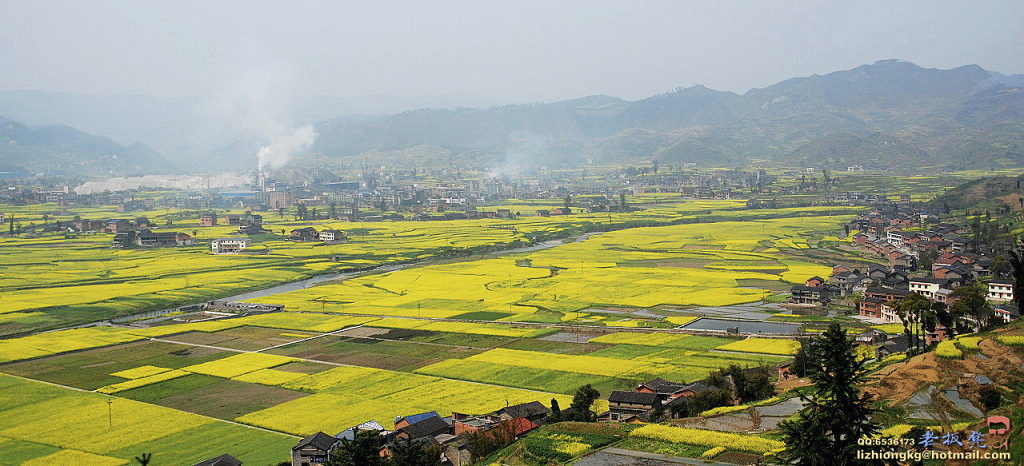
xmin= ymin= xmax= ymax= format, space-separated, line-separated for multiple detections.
xmin=256 ymin=125 xmax=318 ymax=171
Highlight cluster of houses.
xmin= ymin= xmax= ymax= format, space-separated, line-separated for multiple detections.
xmin=790 ymin=207 xmax=1021 ymax=349
xmin=199 ymin=212 xmax=269 ymax=235
xmin=112 ymin=229 xmax=194 ymax=248
xmin=287 ymin=227 xmax=348 ymax=243
xmin=850 ymin=210 xmax=973 ymax=270
xmin=287 ymin=401 xmax=550 ymax=466
xmin=70 ymin=217 xmax=156 ymax=234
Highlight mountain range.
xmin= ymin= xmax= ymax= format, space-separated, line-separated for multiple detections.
xmin=1 ymin=59 xmax=1023 ymax=176
xmin=310 ymin=60 xmax=1024 ymax=170
xmin=0 ymin=117 xmax=171 ymax=177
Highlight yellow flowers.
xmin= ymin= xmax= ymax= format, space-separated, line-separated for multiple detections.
xmin=232 ymin=369 xmax=308 ymax=386
xmin=997 ymin=335 xmax=1024 ymax=346
xmin=109 ymin=365 xmax=171 ymax=379
xmin=629 ymin=424 xmax=785 ymax=454
xmin=954 ymin=335 xmax=982 ymax=351
xmin=97 ymin=369 xmax=189 ymax=394
xmin=181 ymin=353 xmax=296 ymax=378
xmin=22 ymin=450 xmax=128 ymax=466
xmin=935 ymin=339 xmax=962 ymax=359
xmin=588 ymin=332 xmax=687 ymax=346
xmin=716 ymin=337 xmax=800 ymax=355
xmin=701 ymin=446 xmax=726 ymax=459
xmin=0 ymin=373 xmax=296 ymax=464
xmin=367 ymin=318 xmax=542 ymax=337
xmin=665 ymin=315 xmax=698 ymax=326
xmin=553 ymin=441 xmax=591 ymax=456
xmin=0 ymin=327 xmax=144 ymax=363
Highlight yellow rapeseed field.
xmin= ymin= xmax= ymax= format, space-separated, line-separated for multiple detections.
xmin=715 ymin=337 xmax=800 ymax=355
xmin=630 ymin=424 xmax=785 ymax=454
xmin=97 ymin=369 xmax=189 ymax=394
xmin=181 ymin=353 xmax=296 ymax=378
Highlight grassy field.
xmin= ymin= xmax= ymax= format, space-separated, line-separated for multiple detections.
xmin=0 ymin=373 xmax=295 ymax=464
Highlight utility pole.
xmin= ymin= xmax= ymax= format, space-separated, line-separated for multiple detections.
xmin=106 ymin=399 xmax=113 ymax=428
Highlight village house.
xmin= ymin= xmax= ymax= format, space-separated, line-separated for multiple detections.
xmin=112 ymin=230 xmax=193 ymax=248
xmin=395 ymin=412 xmax=441 ymax=431
xmin=608 ymin=391 xmax=660 ymax=422
xmin=289 ymin=227 xmax=319 ymax=241
xmin=494 ymin=401 xmax=549 ymax=424
xmin=859 ymin=296 xmax=887 ymax=319
xmin=200 ymin=212 xmax=217 ymax=226
xmin=788 ymin=285 xmax=833 ymax=306
xmin=211 ymin=237 xmax=251 ymax=254
xmin=393 ymin=415 xmax=452 ymax=441
xmin=993 ymin=304 xmax=1020 ymax=323
xmin=987 ymin=279 xmax=1014 ymax=302
xmin=291 ymin=432 xmax=339 ymax=466
xmin=318 ymin=229 xmax=347 ymax=243
xmin=908 ymin=277 xmax=948 ymax=301
xmin=635 ymin=378 xmax=708 ymax=400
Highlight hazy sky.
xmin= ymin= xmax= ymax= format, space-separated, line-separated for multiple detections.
xmin=2 ymin=0 xmax=1022 ymax=102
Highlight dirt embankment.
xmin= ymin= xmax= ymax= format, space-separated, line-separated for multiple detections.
xmin=864 ymin=338 xmax=1024 ymax=405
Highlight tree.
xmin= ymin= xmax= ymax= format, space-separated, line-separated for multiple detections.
xmin=564 ymin=384 xmax=600 ymax=421
xmin=549 ymin=398 xmax=561 ymax=421
xmin=949 ymin=283 xmax=994 ymax=332
xmin=563 ymin=195 xmax=572 ymax=209
xmin=1008 ymin=243 xmax=1024 ymax=314
xmin=687 ymin=387 xmax=733 ymax=415
xmin=779 ymin=323 xmax=878 ymax=465
xmin=668 ymin=398 xmax=689 ymax=418
xmin=791 ymin=339 xmax=812 ymax=377
xmin=893 ymin=293 xmax=931 ymax=352
xmin=387 ymin=437 xmax=441 ymax=465
xmin=328 ymin=429 xmax=384 ymax=466
xmin=918 ymin=250 xmax=939 ymax=271
xmin=133 ymin=453 xmax=152 ymax=466
xmin=649 ymin=403 xmax=666 ymax=422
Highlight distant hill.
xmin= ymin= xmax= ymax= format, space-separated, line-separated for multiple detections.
xmin=929 ymin=175 xmax=1024 ymax=212
xmin=310 ymin=60 xmax=1024 ymax=170
xmin=0 ymin=116 xmax=173 ymax=176
xmin=3 ymin=60 xmax=1023 ymax=172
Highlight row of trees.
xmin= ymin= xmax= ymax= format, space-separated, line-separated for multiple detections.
xmin=893 ymin=283 xmax=999 ymax=354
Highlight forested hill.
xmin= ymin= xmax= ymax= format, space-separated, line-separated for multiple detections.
xmin=0 ymin=116 xmax=172 ymax=177
xmin=312 ymin=60 xmax=1024 ymax=170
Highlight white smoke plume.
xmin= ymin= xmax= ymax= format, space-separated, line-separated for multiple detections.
xmin=256 ymin=125 xmax=318 ymax=171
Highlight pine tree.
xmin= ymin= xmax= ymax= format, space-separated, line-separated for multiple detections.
xmin=779 ymin=323 xmax=877 ymax=465
xmin=550 ymin=398 xmax=561 ymax=421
